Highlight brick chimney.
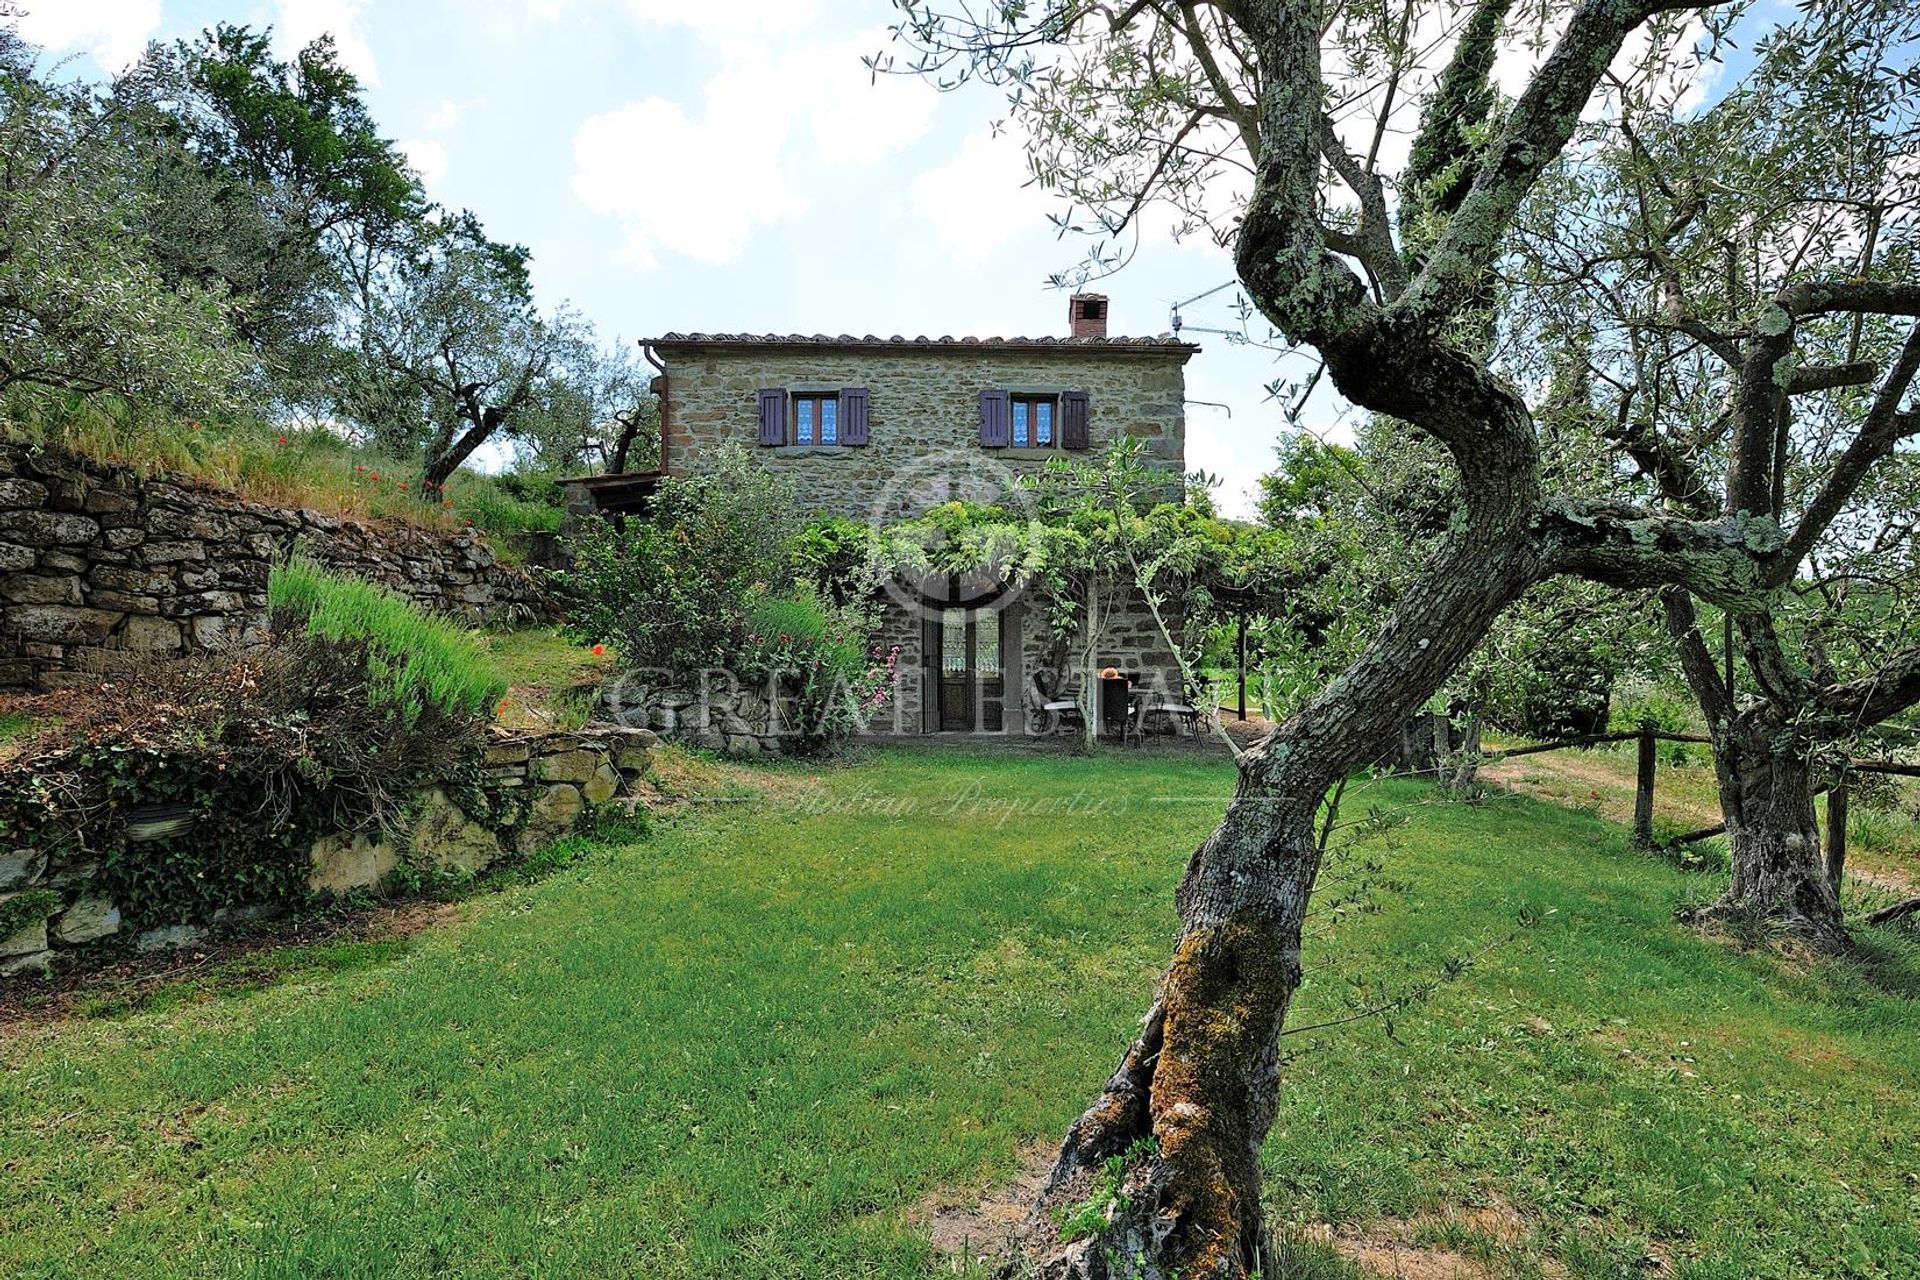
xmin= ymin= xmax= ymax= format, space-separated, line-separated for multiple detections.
xmin=1069 ymin=293 xmax=1109 ymax=339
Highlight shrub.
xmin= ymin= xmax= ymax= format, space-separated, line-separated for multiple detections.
xmin=793 ymin=515 xmax=882 ymax=606
xmin=268 ymin=558 xmax=506 ymax=721
xmin=1488 ymin=642 xmax=1613 ymax=741
xmin=740 ymin=589 xmax=898 ymax=748
xmin=1608 ymin=683 xmax=1699 ymax=736
xmin=557 ymin=444 xmax=800 ymax=673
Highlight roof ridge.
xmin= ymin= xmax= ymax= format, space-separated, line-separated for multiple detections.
xmin=650 ymin=332 xmax=1199 ymax=352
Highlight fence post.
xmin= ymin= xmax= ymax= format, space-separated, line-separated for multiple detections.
xmin=1826 ymin=776 xmax=1849 ymax=898
xmin=1632 ymin=721 xmax=1657 ymax=848
xmin=1236 ymin=612 xmax=1248 ymax=723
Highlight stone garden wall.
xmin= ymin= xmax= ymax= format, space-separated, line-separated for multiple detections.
xmin=0 ymin=726 xmax=656 ymax=978
xmin=600 ymin=677 xmax=786 ymax=755
xmin=0 ymin=441 xmax=552 ymax=691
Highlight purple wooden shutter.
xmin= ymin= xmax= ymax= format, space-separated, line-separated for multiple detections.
xmin=1061 ymin=390 xmax=1090 ymax=450
xmin=757 ymin=388 xmax=787 ymax=446
xmin=978 ymin=389 xmax=1010 ymax=447
xmin=840 ymin=387 xmax=869 ymax=446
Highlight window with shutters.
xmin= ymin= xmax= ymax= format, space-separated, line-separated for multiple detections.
xmin=761 ymin=387 xmax=868 ymax=447
xmin=1010 ymin=395 xmax=1056 ymax=448
xmin=982 ymin=388 xmax=1088 ymax=450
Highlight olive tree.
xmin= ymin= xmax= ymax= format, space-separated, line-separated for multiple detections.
xmin=351 ymin=214 xmax=593 ymax=488
xmin=0 ymin=31 xmax=245 ymax=408
xmin=116 ymin=24 xmax=424 ymax=405
xmin=885 ymin=1 xmax=1919 ymax=1274
xmin=1505 ymin=0 xmax=1920 ymax=938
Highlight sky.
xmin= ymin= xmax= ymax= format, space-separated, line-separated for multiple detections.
xmin=18 ymin=0 xmax=1312 ymax=517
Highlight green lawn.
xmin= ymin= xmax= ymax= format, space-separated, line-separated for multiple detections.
xmin=2 ymin=750 xmax=1916 ymax=1279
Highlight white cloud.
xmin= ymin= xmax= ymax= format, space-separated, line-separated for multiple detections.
xmin=399 ymin=137 xmax=447 ymax=186
xmin=572 ymin=84 xmax=806 ymax=267
xmin=911 ymin=131 xmax=1052 ymax=266
xmin=570 ymin=26 xmax=935 ymax=267
xmin=1186 ymin=415 xmax=1257 ymax=519
xmin=422 ymin=98 xmax=466 ymax=131
xmin=1491 ymin=15 xmax=1718 ymax=117
xmin=618 ymin=0 xmax=818 ymax=39
xmin=777 ymin=35 xmax=939 ymax=166
xmin=273 ymin=0 xmax=379 ymax=86
xmin=13 ymin=0 xmax=162 ymax=71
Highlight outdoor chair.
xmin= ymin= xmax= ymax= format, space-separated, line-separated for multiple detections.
xmin=1029 ymin=670 xmax=1083 ymax=736
xmin=1041 ymin=696 xmax=1083 ymax=735
xmin=1141 ymin=680 xmax=1208 ymax=737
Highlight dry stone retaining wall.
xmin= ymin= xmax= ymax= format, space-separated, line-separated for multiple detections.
xmin=600 ymin=676 xmax=786 ymax=755
xmin=0 ymin=441 xmax=551 ymax=690
xmin=0 ymin=726 xmax=656 ymax=978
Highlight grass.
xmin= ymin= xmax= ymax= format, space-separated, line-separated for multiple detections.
xmin=269 ymin=559 xmax=508 ymax=719
xmin=0 ymin=710 xmax=36 ymax=744
xmin=481 ymin=627 xmax=615 ymax=731
xmin=2 ymin=751 xmax=1916 ymax=1278
xmin=3 ymin=399 xmax=563 ymax=555
xmin=69 ymin=937 xmax=422 ymax=1022
xmin=1484 ymin=734 xmax=1920 ymax=900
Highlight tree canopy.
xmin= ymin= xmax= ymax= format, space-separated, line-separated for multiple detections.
xmin=0 ymin=16 xmax=652 ymax=484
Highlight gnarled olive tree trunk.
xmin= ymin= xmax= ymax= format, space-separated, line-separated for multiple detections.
xmin=1708 ymin=723 xmax=1838 ymax=937
xmin=1019 ymin=312 xmax=1547 ymax=1278
xmin=1664 ymin=592 xmax=1845 ymax=947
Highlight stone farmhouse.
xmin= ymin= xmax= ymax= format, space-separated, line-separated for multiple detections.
xmin=568 ymin=295 xmax=1203 ymax=740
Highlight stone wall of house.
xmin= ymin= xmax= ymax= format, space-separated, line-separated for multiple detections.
xmin=656 ymin=340 xmax=1192 ymax=522
xmin=0 ymin=726 xmax=656 ymax=978
xmin=0 ymin=442 xmax=551 ymax=691
xmin=1011 ymin=585 xmax=1185 ymax=733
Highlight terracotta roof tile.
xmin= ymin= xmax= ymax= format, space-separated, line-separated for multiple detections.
xmin=648 ymin=332 xmax=1199 ymax=355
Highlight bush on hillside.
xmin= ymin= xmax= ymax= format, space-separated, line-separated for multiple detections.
xmin=557 ymin=444 xmax=800 ymax=673
xmin=740 ymin=589 xmax=897 ymax=747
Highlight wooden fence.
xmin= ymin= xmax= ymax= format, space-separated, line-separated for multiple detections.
xmin=1479 ymin=723 xmax=1920 ymax=897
